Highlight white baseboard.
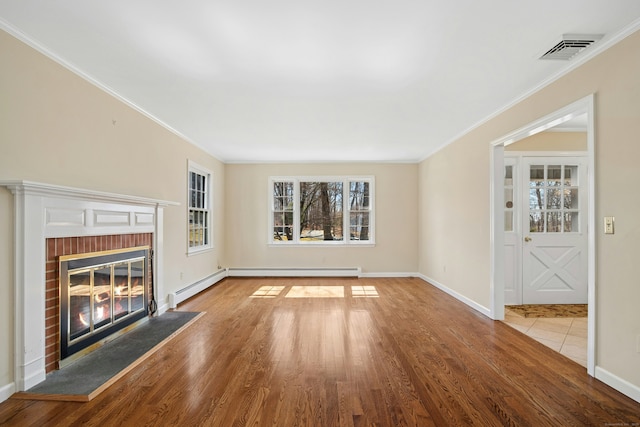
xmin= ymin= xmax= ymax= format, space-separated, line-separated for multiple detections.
xmin=416 ymin=274 xmax=491 ymax=318
xmin=0 ymin=381 xmax=15 ymax=403
xmin=595 ymin=366 xmax=640 ymax=403
xmin=168 ymin=269 xmax=228 ymax=309
xmin=156 ymin=302 xmax=170 ymax=315
xmin=227 ymin=267 xmax=361 ymax=278
xmin=359 ymin=271 xmax=417 ymax=278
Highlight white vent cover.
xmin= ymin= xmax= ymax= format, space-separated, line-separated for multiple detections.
xmin=540 ymin=34 xmax=603 ymax=60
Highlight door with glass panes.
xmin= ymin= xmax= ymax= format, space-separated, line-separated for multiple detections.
xmin=503 ymin=158 xmax=521 ymax=305
xmin=520 ymin=157 xmax=588 ymax=304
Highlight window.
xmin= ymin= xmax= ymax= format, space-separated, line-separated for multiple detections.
xmin=270 ymin=176 xmax=374 ymax=245
xmin=528 ymin=164 xmax=580 ymax=233
xmin=188 ymin=161 xmax=212 ymax=253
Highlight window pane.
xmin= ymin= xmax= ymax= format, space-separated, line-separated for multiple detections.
xmin=349 ymin=181 xmax=370 ymax=210
xmin=203 ymin=212 xmax=209 ymax=244
xmin=300 ymin=182 xmax=343 ymax=241
xmin=273 ymin=197 xmax=284 ymax=211
xmin=350 ymin=212 xmax=370 ymax=240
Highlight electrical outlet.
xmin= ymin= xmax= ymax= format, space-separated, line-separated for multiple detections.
xmin=604 ymin=216 xmax=615 ymax=234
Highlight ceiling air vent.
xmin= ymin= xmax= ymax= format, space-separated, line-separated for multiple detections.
xmin=539 ymin=34 xmax=603 ymax=60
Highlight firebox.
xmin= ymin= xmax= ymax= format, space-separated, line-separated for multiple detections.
xmin=59 ymin=246 xmax=150 ymax=359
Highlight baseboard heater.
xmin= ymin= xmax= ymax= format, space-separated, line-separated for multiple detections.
xmin=227 ymin=267 xmax=361 ymax=278
xmin=168 ymin=268 xmax=228 ymax=309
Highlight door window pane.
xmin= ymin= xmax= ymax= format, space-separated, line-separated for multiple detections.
xmin=530 ymin=166 xmax=545 ymax=187
xmin=505 ymin=212 xmax=513 ymax=232
xmin=564 ymin=165 xmax=578 ymax=186
xmin=530 ymin=212 xmax=544 ymax=232
xmin=547 ymin=212 xmax=562 ymax=233
xmin=564 ymin=188 xmax=578 ymax=209
xmin=564 ymin=212 xmax=579 ymax=232
xmin=529 ymin=188 xmax=544 ymax=210
xmin=528 ymin=163 xmax=581 ymax=234
xmin=546 ymin=188 xmax=562 ymax=209
xmin=547 ymin=165 xmax=562 ymax=186
xmin=504 ymin=165 xmax=513 ymax=185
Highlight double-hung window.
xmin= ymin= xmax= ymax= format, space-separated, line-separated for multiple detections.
xmin=270 ymin=176 xmax=374 ymax=245
xmin=188 ymin=161 xmax=212 ymax=254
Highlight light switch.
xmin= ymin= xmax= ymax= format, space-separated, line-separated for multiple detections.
xmin=604 ymin=216 xmax=615 ymax=234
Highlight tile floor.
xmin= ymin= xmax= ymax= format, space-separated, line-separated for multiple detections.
xmin=503 ymin=309 xmax=588 ymax=367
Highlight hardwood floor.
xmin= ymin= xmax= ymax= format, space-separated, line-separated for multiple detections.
xmin=1 ymin=277 xmax=639 ymax=426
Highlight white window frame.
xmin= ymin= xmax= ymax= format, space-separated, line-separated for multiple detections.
xmin=268 ymin=176 xmax=375 ymax=246
xmin=187 ymin=160 xmax=213 ymax=255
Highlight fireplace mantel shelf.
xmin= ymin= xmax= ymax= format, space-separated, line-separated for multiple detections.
xmin=0 ymin=180 xmax=179 ymax=207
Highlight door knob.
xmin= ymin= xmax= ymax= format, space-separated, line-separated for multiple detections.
xmin=524 ymin=236 xmax=532 ymax=242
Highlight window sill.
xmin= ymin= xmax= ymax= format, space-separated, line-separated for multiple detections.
xmin=268 ymin=242 xmax=376 ymax=248
xmin=187 ymin=246 xmax=215 ymax=256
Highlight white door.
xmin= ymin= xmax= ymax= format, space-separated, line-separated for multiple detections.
xmin=521 ymin=157 xmax=588 ymax=304
xmin=503 ymin=158 xmax=521 ymax=305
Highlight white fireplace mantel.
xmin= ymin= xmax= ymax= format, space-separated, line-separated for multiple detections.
xmin=0 ymin=180 xmax=179 ymax=392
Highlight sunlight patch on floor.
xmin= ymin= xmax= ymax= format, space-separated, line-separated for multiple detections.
xmin=252 ymin=285 xmax=380 ymax=298
xmin=250 ymin=286 xmax=286 ymax=298
xmin=352 ymin=285 xmax=379 ymax=297
xmin=285 ymin=286 xmax=345 ymax=298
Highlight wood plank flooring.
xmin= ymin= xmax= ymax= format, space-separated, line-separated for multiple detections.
xmin=1 ymin=277 xmax=639 ymax=426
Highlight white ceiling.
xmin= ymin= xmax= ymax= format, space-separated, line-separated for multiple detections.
xmin=2 ymin=2 xmax=640 ymax=163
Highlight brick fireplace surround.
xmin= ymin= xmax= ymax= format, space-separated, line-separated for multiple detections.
xmin=45 ymin=233 xmax=153 ymax=373
xmin=0 ymin=181 xmax=177 ymax=393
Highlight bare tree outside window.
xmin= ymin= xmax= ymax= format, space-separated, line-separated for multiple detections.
xmin=300 ymin=182 xmax=343 ymax=241
xmin=273 ymin=181 xmax=294 ymax=241
xmin=270 ymin=177 xmax=374 ymax=244
xmin=349 ymin=181 xmax=370 ymax=240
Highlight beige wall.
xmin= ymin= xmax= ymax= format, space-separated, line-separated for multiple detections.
xmin=419 ymin=30 xmax=640 ymax=388
xmin=506 ymin=131 xmax=587 ymax=151
xmin=0 ymin=31 xmax=225 ymax=390
xmin=224 ymin=163 xmax=418 ymax=274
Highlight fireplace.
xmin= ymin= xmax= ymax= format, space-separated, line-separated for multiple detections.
xmin=59 ymin=246 xmax=150 ymax=360
xmin=0 ymin=180 xmax=177 ymax=391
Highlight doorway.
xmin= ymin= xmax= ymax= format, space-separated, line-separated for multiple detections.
xmin=504 ymin=156 xmax=588 ymax=305
xmin=490 ymin=95 xmax=596 ymax=376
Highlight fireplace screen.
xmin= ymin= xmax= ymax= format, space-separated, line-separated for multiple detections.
xmin=60 ymin=247 xmax=149 ymax=359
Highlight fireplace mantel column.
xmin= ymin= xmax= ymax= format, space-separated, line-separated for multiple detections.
xmin=0 ymin=180 xmax=178 ymax=392
xmin=13 ymin=187 xmax=47 ymax=390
